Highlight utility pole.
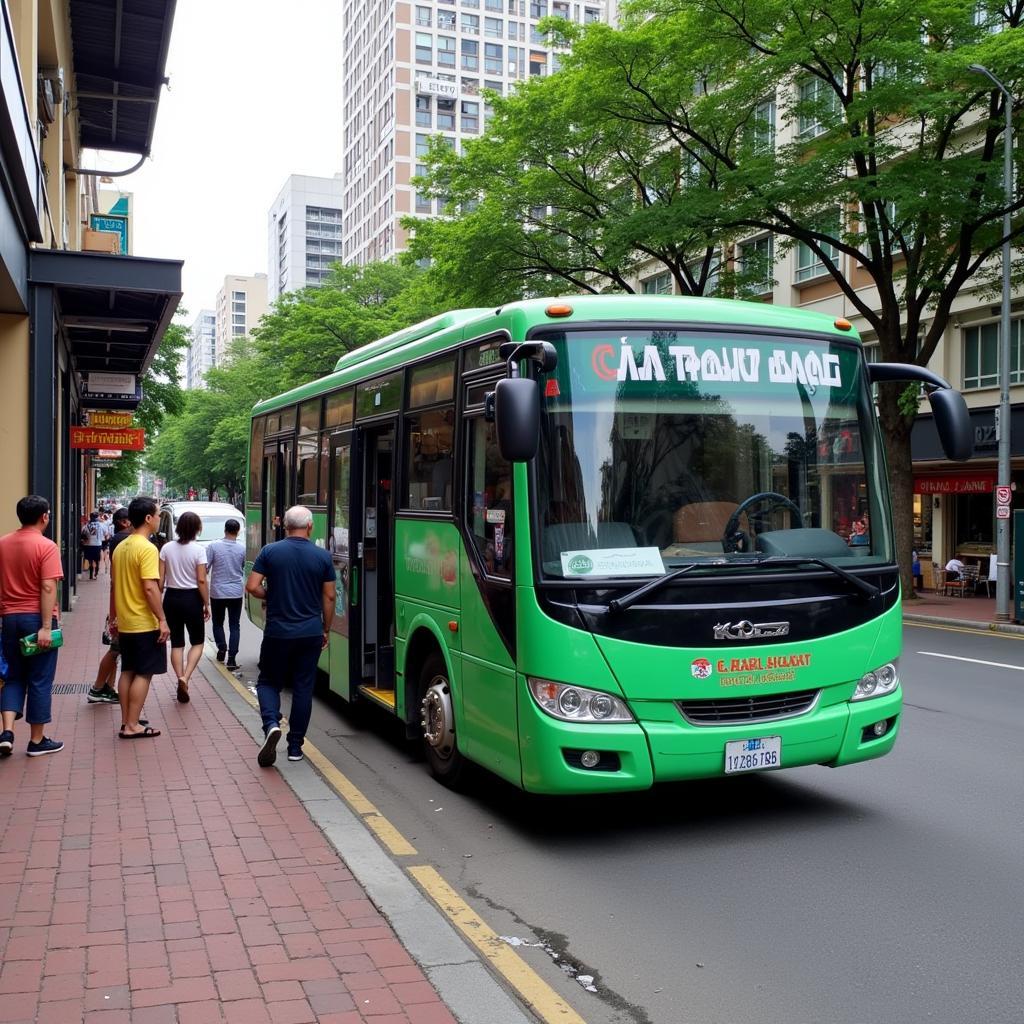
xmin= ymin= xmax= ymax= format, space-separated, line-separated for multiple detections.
xmin=968 ymin=64 xmax=1013 ymax=621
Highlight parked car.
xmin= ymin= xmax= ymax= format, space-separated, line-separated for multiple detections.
xmin=157 ymin=501 xmax=242 ymax=548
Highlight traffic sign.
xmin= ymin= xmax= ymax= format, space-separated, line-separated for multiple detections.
xmin=996 ymin=485 xmax=1012 ymax=505
xmin=996 ymin=504 xmax=1011 ymax=519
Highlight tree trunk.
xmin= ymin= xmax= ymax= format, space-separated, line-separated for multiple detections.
xmin=876 ymin=383 xmax=916 ymax=600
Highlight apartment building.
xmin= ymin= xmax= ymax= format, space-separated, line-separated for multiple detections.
xmin=340 ymin=0 xmax=606 ymax=266
xmin=0 ymin=1 xmax=181 ymax=608
xmin=186 ymin=310 xmax=217 ymax=390
xmin=267 ymin=174 xmax=345 ymax=301
xmin=633 ymin=94 xmax=1022 ymax=576
xmin=214 ymin=274 xmax=269 ymax=364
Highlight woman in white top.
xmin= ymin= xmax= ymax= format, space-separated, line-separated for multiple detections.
xmin=159 ymin=512 xmax=210 ymax=703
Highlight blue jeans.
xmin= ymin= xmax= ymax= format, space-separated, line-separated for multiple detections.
xmin=256 ymin=634 xmax=322 ymax=749
xmin=1 ymin=613 xmax=59 ymax=725
xmin=210 ymin=597 xmax=242 ymax=658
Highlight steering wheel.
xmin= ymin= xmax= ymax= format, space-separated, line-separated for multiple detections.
xmin=723 ymin=492 xmax=804 ymax=553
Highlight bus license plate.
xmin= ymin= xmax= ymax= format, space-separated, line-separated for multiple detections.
xmin=724 ymin=736 xmax=781 ymax=774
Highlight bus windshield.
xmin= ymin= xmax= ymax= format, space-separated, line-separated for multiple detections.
xmin=535 ymin=328 xmax=893 ymax=579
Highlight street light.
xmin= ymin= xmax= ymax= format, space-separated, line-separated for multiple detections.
xmin=968 ymin=64 xmax=1013 ymax=622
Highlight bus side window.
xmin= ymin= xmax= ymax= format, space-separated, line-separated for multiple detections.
xmin=466 ymin=417 xmax=512 ymax=579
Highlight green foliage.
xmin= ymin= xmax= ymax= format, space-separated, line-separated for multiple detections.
xmin=97 ymin=317 xmax=189 ymax=494
xmin=145 ymin=262 xmax=446 ymax=502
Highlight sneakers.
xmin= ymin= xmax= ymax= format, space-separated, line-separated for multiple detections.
xmin=87 ymin=686 xmax=119 ymax=704
xmin=257 ymin=725 xmax=281 ymax=768
xmin=26 ymin=737 xmax=64 ymax=757
xmin=225 ymin=659 xmax=239 ymax=671
xmin=215 ymin=649 xmax=226 ymax=662
xmin=0 ymin=731 xmax=13 ymax=757
xmin=287 ymin=747 xmax=303 ymax=762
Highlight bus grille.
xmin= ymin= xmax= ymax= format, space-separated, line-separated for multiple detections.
xmin=676 ymin=689 xmax=819 ymax=725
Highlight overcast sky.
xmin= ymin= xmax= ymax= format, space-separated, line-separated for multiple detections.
xmin=87 ymin=0 xmax=344 ymax=321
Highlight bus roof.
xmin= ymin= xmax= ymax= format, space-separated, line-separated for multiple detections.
xmin=252 ymin=295 xmax=861 ymax=415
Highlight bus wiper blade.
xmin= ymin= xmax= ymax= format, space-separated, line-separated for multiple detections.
xmin=607 ymin=563 xmax=704 ymax=613
xmin=753 ymin=557 xmax=880 ymax=599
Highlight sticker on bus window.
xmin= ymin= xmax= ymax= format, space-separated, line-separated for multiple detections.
xmin=560 ymin=548 xmax=665 ymax=577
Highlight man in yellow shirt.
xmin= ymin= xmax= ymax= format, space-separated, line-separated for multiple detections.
xmin=110 ymin=497 xmax=168 ymax=738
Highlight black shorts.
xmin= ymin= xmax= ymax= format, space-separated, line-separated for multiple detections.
xmin=163 ymin=588 xmax=205 ymax=648
xmin=83 ymin=545 xmax=101 ymax=564
xmin=119 ymin=630 xmax=167 ymax=676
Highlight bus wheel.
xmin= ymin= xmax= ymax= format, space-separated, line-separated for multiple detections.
xmin=419 ymin=654 xmax=467 ymax=787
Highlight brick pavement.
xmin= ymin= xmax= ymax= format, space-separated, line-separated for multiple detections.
xmin=0 ymin=574 xmax=459 ymax=1024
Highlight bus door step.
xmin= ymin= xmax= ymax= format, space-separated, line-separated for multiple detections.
xmin=358 ymin=685 xmax=396 ymax=710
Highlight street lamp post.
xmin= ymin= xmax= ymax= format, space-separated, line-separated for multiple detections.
xmin=968 ymin=64 xmax=1013 ymax=622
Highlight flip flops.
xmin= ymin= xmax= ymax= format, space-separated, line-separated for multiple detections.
xmin=120 ymin=726 xmax=161 ymax=739
xmin=176 ymin=678 xmax=190 ymax=704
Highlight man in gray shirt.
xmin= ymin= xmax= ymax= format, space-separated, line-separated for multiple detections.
xmin=206 ymin=518 xmax=245 ymax=670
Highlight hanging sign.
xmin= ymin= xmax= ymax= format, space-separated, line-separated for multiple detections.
xmin=87 ymin=411 xmax=134 ymax=429
xmin=913 ymin=472 xmax=996 ymax=495
xmin=70 ymin=427 xmax=145 ymax=450
xmin=81 ymin=372 xmax=142 ymax=410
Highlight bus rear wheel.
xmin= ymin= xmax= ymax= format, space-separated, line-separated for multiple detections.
xmin=419 ymin=654 xmax=468 ymax=788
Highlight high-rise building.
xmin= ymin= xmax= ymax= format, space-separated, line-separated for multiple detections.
xmin=268 ymin=174 xmax=345 ymax=301
xmin=340 ymin=0 xmax=606 ymax=266
xmin=185 ymin=309 xmax=216 ymax=390
xmin=214 ymin=274 xmax=268 ymax=365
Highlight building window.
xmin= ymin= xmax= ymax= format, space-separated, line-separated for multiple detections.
xmin=738 ymin=235 xmax=774 ymax=293
xmin=641 ymin=272 xmax=672 ymax=294
xmin=415 ymin=32 xmax=432 ymax=63
xmin=461 ymin=38 xmax=479 ymax=69
xmin=751 ymin=97 xmax=776 ymax=153
xmin=485 ymin=15 xmax=503 ymax=36
xmin=461 ymin=12 xmax=479 ymax=32
xmin=438 ymin=9 xmax=456 ymax=28
xmin=416 ymin=95 xmax=432 ymax=127
xmin=963 ymin=318 xmax=1024 ymax=390
xmin=438 ymin=35 xmax=456 ymax=67
xmin=484 ymin=42 xmax=503 ymax=73
xmin=795 ymin=214 xmax=841 ymax=282
xmin=415 ymin=5 xmax=431 ymax=24
xmin=529 ymin=50 xmax=546 ymax=76
xmin=584 ymin=6 xmax=599 ymax=22
xmin=529 ymin=0 xmax=547 ymax=14
xmin=437 ymin=98 xmax=456 ymax=130
xmin=797 ymin=77 xmax=839 ymax=138
xmin=461 ymin=100 xmax=479 ymax=132
xmin=972 ymin=1 xmax=1003 ymax=33
xmin=232 ymin=291 xmax=245 ymax=300
xmin=416 ymin=133 xmax=430 ymax=157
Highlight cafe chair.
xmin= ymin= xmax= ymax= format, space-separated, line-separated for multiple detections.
xmin=946 ymin=563 xmax=979 ymax=598
xmin=979 ymin=553 xmax=997 ymax=597
xmin=932 ymin=562 xmax=946 ymax=596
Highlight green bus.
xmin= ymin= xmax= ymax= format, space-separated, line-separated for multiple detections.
xmin=246 ymin=295 xmax=969 ymax=794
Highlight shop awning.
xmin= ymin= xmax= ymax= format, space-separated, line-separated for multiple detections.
xmin=29 ymin=249 xmax=182 ymax=394
xmin=69 ymin=0 xmax=178 ymax=157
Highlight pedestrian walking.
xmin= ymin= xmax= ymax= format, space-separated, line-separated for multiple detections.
xmin=159 ymin=511 xmax=210 ymax=704
xmin=99 ymin=512 xmax=114 ymax=575
xmin=206 ymin=518 xmax=245 ymax=670
xmin=245 ymin=505 xmax=335 ymax=767
xmin=110 ymin=497 xmax=167 ymax=738
xmin=82 ymin=511 xmax=103 ymax=579
xmin=88 ymin=507 xmax=131 ymax=705
xmin=0 ymin=495 xmax=64 ymax=757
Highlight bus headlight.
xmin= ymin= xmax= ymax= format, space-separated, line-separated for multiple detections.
xmin=852 ymin=660 xmax=900 ymax=701
xmin=528 ymin=678 xmax=634 ymax=723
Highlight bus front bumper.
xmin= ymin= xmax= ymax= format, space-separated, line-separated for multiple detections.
xmin=517 ymin=679 xmax=901 ymax=794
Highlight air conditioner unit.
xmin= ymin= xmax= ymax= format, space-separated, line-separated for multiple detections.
xmin=37 ymin=77 xmax=56 ymax=124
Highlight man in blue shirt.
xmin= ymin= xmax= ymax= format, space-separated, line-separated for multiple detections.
xmin=206 ymin=518 xmax=245 ymax=670
xmin=245 ymin=506 xmax=335 ymax=767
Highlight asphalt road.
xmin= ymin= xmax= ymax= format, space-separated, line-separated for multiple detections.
xmin=228 ymin=617 xmax=1024 ymax=1024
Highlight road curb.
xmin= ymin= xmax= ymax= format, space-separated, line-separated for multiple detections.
xmin=201 ymin=654 xmax=535 ymax=1024
xmin=903 ymin=614 xmax=1024 ymax=635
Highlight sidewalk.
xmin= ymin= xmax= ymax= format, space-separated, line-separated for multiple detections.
xmin=0 ymin=575 xmax=461 ymax=1024
xmin=902 ymin=591 xmax=1024 ymax=634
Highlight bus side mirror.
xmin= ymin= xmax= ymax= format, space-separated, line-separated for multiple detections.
xmin=928 ymin=387 xmax=972 ymax=462
xmin=494 ymin=377 xmax=540 ymax=462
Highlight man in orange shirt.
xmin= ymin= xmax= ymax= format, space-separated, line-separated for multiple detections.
xmin=0 ymin=496 xmax=64 ymax=757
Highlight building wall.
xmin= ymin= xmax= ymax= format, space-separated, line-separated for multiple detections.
xmin=267 ymin=174 xmax=344 ymax=301
xmin=186 ymin=309 xmax=216 ymax=390
xmin=214 ymin=274 xmax=268 ymax=365
xmin=340 ymin=0 xmax=606 ymax=266
xmin=0 ymin=314 xmax=30 ymax=531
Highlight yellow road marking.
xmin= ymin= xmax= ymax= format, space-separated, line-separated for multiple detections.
xmin=904 ymin=621 xmax=1023 ymax=640
xmin=206 ymin=648 xmax=417 ymax=856
xmin=409 ymin=865 xmax=588 ymax=1024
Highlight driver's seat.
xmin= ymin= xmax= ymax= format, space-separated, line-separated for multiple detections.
xmin=673 ymin=502 xmax=746 ymax=550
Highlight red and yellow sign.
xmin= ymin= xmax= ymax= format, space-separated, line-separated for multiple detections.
xmin=70 ymin=427 xmax=145 ymax=451
xmin=88 ymin=411 xmax=134 ymax=429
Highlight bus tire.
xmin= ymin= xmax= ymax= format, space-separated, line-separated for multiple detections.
xmin=419 ymin=652 xmax=468 ymax=788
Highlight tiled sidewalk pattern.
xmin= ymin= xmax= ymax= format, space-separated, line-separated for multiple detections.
xmin=0 ymin=576 xmax=457 ymax=1024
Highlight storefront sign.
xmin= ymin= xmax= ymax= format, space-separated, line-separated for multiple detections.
xmin=87 ymin=411 xmax=133 ymax=429
xmin=82 ymin=373 xmax=142 ymax=410
xmin=70 ymin=427 xmax=145 ymax=450
xmin=914 ymin=472 xmax=996 ymax=495
xmin=416 ymin=76 xmax=458 ymax=98
xmin=97 ymin=449 xmax=123 ymax=458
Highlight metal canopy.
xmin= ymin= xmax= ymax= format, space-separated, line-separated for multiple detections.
xmin=69 ymin=0 xmax=178 ymax=156
xmin=30 ymin=249 xmax=182 ymax=385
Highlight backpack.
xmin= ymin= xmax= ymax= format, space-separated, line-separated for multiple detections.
xmin=80 ymin=526 xmax=90 ymax=545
